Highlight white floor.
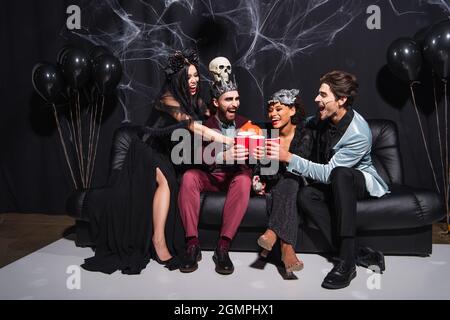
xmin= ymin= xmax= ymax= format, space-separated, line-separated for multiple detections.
xmin=0 ymin=239 xmax=449 ymax=300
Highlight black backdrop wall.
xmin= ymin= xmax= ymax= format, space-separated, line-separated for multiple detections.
xmin=1 ymin=0 xmax=449 ymax=213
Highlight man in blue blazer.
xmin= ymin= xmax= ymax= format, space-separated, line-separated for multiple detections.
xmin=265 ymin=70 xmax=389 ymax=289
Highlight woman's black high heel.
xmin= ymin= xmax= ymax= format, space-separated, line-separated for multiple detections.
xmin=154 ymin=253 xmax=180 ymax=271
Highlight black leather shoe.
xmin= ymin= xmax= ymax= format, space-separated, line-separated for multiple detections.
xmin=213 ymin=247 xmax=234 ymax=275
xmin=179 ymin=244 xmax=202 ymax=273
xmin=356 ymin=246 xmax=385 ymax=273
xmin=321 ymin=261 xmax=356 ymax=289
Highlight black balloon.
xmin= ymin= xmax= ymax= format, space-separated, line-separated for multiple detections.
xmin=88 ymin=45 xmax=111 ymax=63
xmin=418 ymin=19 xmax=450 ymax=43
xmin=92 ymin=54 xmax=122 ymax=94
xmin=60 ymin=48 xmax=91 ymax=89
xmin=32 ymin=63 xmax=65 ymax=102
xmin=423 ymin=20 xmax=450 ymax=79
xmin=56 ymin=45 xmax=74 ymax=65
xmin=387 ymin=38 xmax=423 ymax=82
xmin=414 ymin=25 xmax=435 ymax=48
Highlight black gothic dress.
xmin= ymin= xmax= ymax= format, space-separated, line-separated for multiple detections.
xmin=81 ymin=99 xmax=198 ymax=275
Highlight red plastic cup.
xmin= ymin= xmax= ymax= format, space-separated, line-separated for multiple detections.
xmin=234 ymin=131 xmax=254 ymax=149
xmin=249 ymin=135 xmax=265 ymax=158
xmin=265 ymin=137 xmax=280 ymax=146
xmin=265 ymin=138 xmax=280 ymax=157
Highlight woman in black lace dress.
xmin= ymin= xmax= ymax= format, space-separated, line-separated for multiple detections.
xmin=253 ymin=89 xmax=313 ymax=274
xmin=81 ymin=49 xmax=232 ymax=274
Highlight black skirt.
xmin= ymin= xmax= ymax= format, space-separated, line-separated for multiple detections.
xmin=81 ymin=137 xmax=185 ymax=274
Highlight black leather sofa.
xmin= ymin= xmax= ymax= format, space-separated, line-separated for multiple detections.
xmin=66 ymin=119 xmax=445 ymax=256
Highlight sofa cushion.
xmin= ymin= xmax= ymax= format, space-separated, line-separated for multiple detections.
xmin=199 ymin=192 xmax=269 ymax=228
xmin=356 ymin=185 xmax=444 ymax=230
xmin=198 ymin=184 xmax=444 ymax=232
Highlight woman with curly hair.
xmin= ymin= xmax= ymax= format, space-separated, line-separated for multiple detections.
xmin=253 ymin=89 xmax=313 ymax=275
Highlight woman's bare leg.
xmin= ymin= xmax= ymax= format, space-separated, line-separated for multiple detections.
xmin=257 ymin=229 xmax=277 ymax=258
xmin=152 ymin=167 xmax=172 ymax=261
xmin=281 ymin=240 xmax=303 ymax=272
xmin=257 ymin=228 xmax=277 ymax=251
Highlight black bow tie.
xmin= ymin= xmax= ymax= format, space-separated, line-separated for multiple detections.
xmin=221 ymin=121 xmax=235 ymax=129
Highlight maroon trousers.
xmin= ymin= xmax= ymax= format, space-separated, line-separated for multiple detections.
xmin=178 ymin=168 xmax=252 ymax=240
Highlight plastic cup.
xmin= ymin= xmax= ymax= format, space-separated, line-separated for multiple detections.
xmin=249 ymin=135 xmax=265 ymax=159
xmin=234 ymin=131 xmax=254 ymax=149
xmin=265 ymin=138 xmax=280 ymax=157
xmin=265 ymin=137 xmax=280 ymax=146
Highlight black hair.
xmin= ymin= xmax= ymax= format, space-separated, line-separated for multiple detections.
xmin=165 ymin=63 xmax=202 ymax=119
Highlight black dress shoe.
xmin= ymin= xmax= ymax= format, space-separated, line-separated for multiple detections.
xmin=213 ymin=247 xmax=234 ymax=275
xmin=321 ymin=261 xmax=356 ymax=289
xmin=356 ymin=246 xmax=385 ymax=273
xmin=179 ymin=244 xmax=202 ymax=273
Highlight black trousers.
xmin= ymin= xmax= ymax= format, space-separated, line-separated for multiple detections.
xmin=297 ymin=167 xmax=370 ymax=250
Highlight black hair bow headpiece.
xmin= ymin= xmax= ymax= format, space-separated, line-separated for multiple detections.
xmin=164 ymin=48 xmax=199 ymax=77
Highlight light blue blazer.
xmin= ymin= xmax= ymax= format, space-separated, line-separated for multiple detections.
xmin=287 ymin=109 xmax=389 ymax=198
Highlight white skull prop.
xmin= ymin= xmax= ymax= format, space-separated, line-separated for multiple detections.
xmin=208 ymin=57 xmax=232 ymax=82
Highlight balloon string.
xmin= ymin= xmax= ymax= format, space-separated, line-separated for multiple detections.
xmin=76 ymin=90 xmax=86 ymax=188
xmin=409 ymin=83 xmax=441 ymax=193
xmin=433 ymin=76 xmax=446 ymax=200
xmin=434 ymin=76 xmax=449 ymax=232
xmin=52 ymin=104 xmax=78 ymax=190
xmin=88 ymin=91 xmax=99 ymax=187
xmin=69 ymin=97 xmax=83 ymax=188
xmin=86 ymin=91 xmax=96 ymax=186
xmin=444 ymin=79 xmax=449 ymax=231
xmin=84 ymin=90 xmax=91 ymax=185
xmin=88 ymin=94 xmax=105 ymax=188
